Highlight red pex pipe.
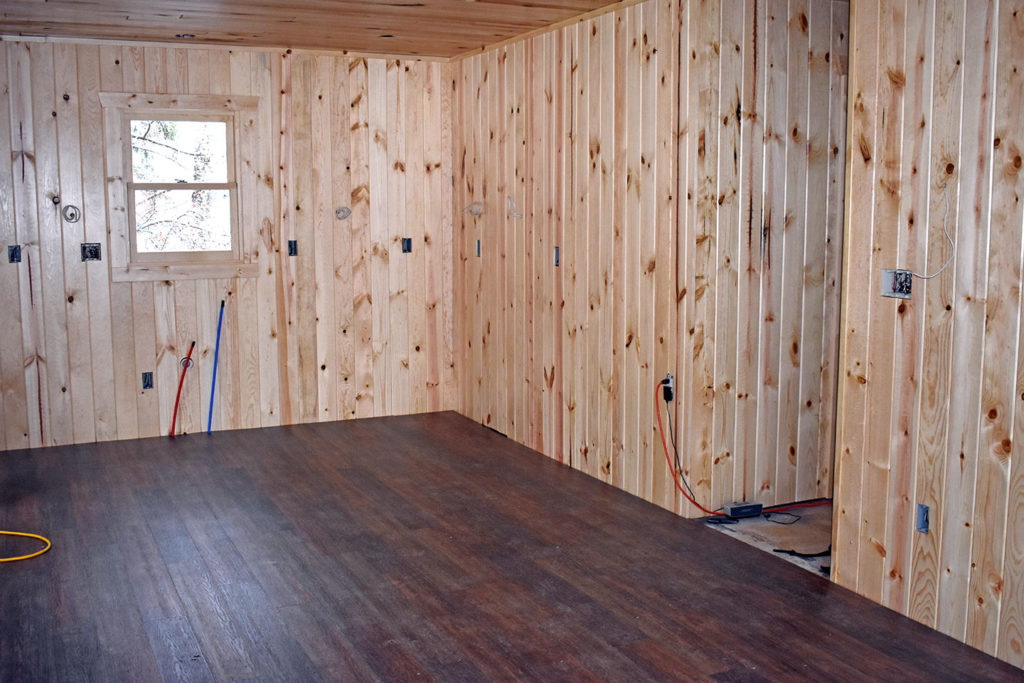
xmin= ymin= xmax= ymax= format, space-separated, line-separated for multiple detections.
xmin=170 ymin=341 xmax=197 ymax=438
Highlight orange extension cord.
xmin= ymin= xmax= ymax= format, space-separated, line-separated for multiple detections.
xmin=655 ymin=383 xmax=725 ymax=517
xmin=655 ymin=381 xmax=832 ymax=518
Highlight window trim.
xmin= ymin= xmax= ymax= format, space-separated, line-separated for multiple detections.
xmin=100 ymin=93 xmax=260 ymax=282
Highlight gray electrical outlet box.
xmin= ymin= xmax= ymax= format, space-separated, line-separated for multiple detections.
xmin=81 ymin=243 xmax=101 ymax=262
xmin=882 ymin=268 xmax=912 ymax=299
xmin=916 ymin=503 xmax=929 ymax=533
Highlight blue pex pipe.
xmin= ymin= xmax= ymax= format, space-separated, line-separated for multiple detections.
xmin=208 ymin=300 xmax=225 ymax=435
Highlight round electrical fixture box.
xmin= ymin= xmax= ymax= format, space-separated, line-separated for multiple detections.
xmin=62 ymin=205 xmax=82 ymax=223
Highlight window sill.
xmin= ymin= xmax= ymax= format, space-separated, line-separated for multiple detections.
xmin=111 ymin=262 xmax=259 ymax=282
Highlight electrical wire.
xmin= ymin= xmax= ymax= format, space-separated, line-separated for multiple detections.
xmin=763 ymin=511 xmax=801 ymax=525
xmin=655 ymin=382 xmax=724 ymax=517
xmin=663 ymin=392 xmax=696 ymax=502
xmin=170 ymin=340 xmax=197 ymax=438
xmin=0 ymin=531 xmax=51 ymax=562
xmin=762 ymin=499 xmax=832 ymax=514
xmin=911 ymin=184 xmax=954 ymax=280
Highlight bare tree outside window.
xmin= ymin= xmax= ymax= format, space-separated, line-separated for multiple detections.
xmin=130 ymin=119 xmax=233 ymax=253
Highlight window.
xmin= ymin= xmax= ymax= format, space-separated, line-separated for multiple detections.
xmin=101 ymin=93 xmax=260 ymax=281
xmin=130 ymin=118 xmax=233 ymax=254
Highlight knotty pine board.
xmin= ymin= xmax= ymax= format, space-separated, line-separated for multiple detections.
xmin=452 ymin=0 xmax=849 ymax=519
xmin=0 ymin=39 xmax=456 ymax=449
xmin=834 ymin=0 xmax=1024 ymax=669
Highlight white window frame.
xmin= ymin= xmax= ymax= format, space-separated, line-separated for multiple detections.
xmin=100 ymin=92 xmax=260 ymax=281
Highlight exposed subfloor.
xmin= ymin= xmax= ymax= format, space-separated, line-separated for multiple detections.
xmin=1 ymin=412 xmax=1018 ymax=680
xmin=704 ymin=503 xmax=834 ymax=577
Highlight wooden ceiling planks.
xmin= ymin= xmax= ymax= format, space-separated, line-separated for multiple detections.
xmin=0 ymin=0 xmax=625 ymax=58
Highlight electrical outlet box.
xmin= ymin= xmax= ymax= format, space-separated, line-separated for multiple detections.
xmin=554 ymin=246 xmax=560 ymax=267
xmin=8 ymin=245 xmax=21 ymax=263
xmin=287 ymin=240 xmax=298 ymax=256
xmin=81 ymin=243 xmax=101 ymax=262
xmin=723 ymin=501 xmax=763 ymax=519
xmin=916 ymin=503 xmax=929 ymax=533
xmin=882 ymin=268 xmax=912 ymax=299
xmin=141 ymin=371 xmax=153 ymax=390
xmin=401 ymin=237 xmax=412 ymax=253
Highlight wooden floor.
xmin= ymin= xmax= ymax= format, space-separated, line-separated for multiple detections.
xmin=0 ymin=412 xmax=1018 ymax=681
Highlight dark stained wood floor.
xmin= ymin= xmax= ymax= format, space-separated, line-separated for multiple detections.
xmin=1 ymin=412 xmax=1019 ymax=681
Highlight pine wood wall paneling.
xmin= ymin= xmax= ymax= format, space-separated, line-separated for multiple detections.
xmin=637 ymin=1 xmax=658 ymax=500
xmin=0 ymin=45 xmax=30 ymax=451
xmin=994 ymin=3 xmax=1024 ymax=659
xmin=754 ymin=0 xmax=786 ymax=506
xmin=689 ymin=0 xmax=719 ymax=508
xmin=596 ymin=12 xmax=617 ymax=487
xmin=713 ymin=0 xmax=743 ymax=511
xmin=406 ymin=62 xmax=429 ymax=415
xmin=368 ymin=58 xmax=390 ymax=415
xmin=452 ymin=0 xmax=849 ymax=518
xmin=673 ymin=0 xmax=693 ymax=514
xmin=733 ymin=0 xmax=765 ymax=505
xmin=333 ymin=55 xmax=356 ymax=421
xmin=98 ymin=45 xmax=138 ymax=441
xmin=833 ymin=0 xmax=877 ymax=589
xmin=568 ymin=26 xmax=585 ymax=471
xmin=350 ymin=57 xmax=374 ymax=420
xmin=855 ymin=0 xmax=905 ymax=606
xmin=15 ymin=40 xmax=47 ymax=449
xmin=386 ymin=59 xmax=409 ymax=416
xmin=969 ymin=0 xmax=1024 ymax=656
xmin=54 ymin=42 xmax=94 ymax=445
xmin=795 ymin=1 xmax=829 ymax=502
xmin=775 ymin=0 xmax=809 ymax=506
xmin=438 ymin=62 xmax=456 ymax=415
xmin=255 ymin=50 xmax=284 ymax=427
xmin=835 ymin=0 xmax=1024 ymax=668
xmin=0 ymin=39 xmax=456 ymax=450
xmin=819 ymin=0 xmax=848 ymax=505
xmin=882 ymin=0 xmax=927 ymax=615
xmin=229 ymin=51 xmax=258 ymax=430
xmin=652 ymin=0 xmax=678 ymax=507
xmin=494 ymin=48 xmax=511 ymax=436
xmin=312 ymin=54 xmax=337 ymax=423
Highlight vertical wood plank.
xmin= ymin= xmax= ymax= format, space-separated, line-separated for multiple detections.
xmin=32 ymin=43 xmax=73 ymax=446
xmin=405 ymin=62 xmax=428 ymax=415
xmin=734 ymin=0 xmax=767 ymax=503
xmin=967 ymin=0 xmax=1023 ymax=655
xmin=349 ymin=57 xmax=374 ymax=419
xmin=712 ymin=0 xmax=742 ymax=510
xmin=690 ymin=0 xmax=720 ymax=508
xmin=368 ymin=58 xmax=390 ymax=416
xmin=312 ymin=54 xmax=337 ymax=422
xmin=0 ymin=45 xmax=30 ymax=449
xmin=54 ymin=43 xmax=96 ymax=445
xmin=333 ymin=55 xmax=355 ymax=420
xmin=386 ymin=59 xmax=409 ymax=416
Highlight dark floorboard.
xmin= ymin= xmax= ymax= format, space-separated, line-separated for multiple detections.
xmin=1 ymin=411 xmax=1020 ymax=681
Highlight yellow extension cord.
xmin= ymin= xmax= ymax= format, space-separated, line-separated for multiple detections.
xmin=0 ymin=531 xmax=51 ymax=562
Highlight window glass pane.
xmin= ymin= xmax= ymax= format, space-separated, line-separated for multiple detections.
xmin=131 ymin=120 xmax=228 ymax=183
xmin=134 ymin=189 xmax=232 ymax=253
